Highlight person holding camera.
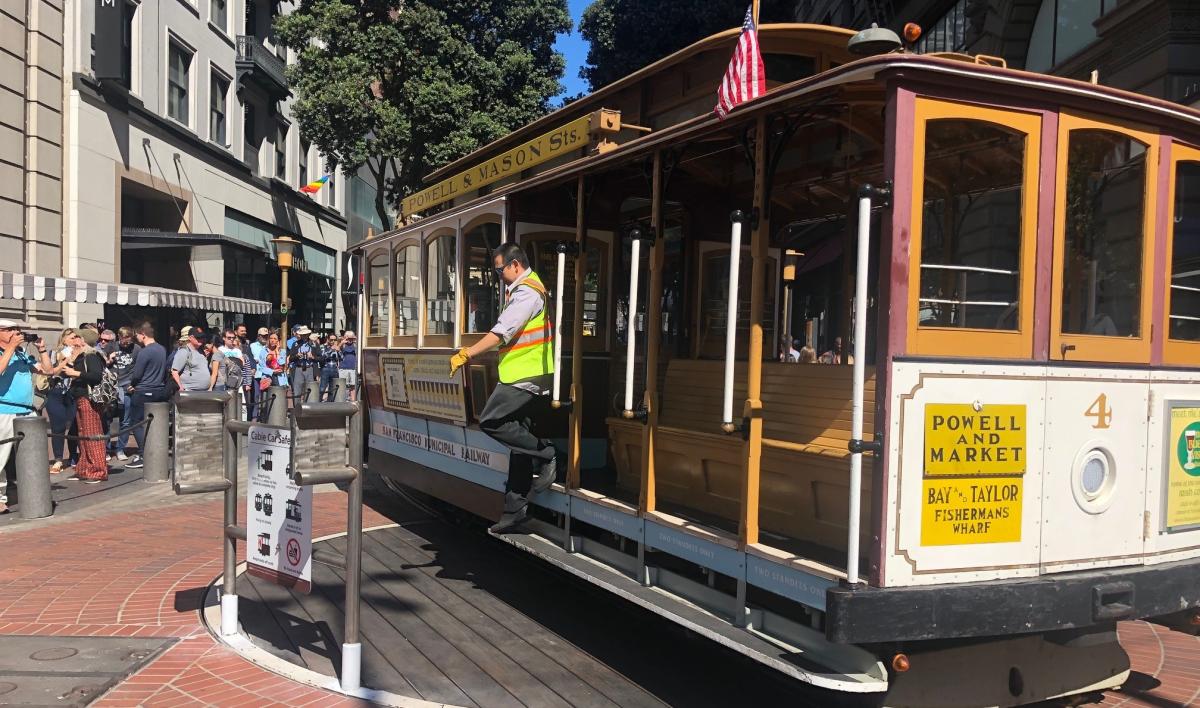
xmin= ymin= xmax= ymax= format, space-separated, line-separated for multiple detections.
xmin=0 ymin=319 xmax=53 ymax=510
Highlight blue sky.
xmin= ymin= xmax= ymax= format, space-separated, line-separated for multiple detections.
xmin=553 ymin=0 xmax=591 ymax=102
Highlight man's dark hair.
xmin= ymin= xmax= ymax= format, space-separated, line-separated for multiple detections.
xmin=223 ymin=328 xmax=237 ymax=338
xmin=137 ymin=322 xmax=155 ymax=338
xmin=492 ymin=242 xmax=529 ymax=269
xmin=234 ymin=322 xmax=246 ymax=331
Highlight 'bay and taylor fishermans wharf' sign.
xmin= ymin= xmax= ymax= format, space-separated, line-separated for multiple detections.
xmin=920 ymin=403 xmax=1027 ymax=546
xmin=401 ymin=110 xmax=621 ymax=216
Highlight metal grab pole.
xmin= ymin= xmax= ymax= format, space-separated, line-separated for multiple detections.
xmin=14 ymin=416 xmax=52 ymax=518
xmin=341 ymin=401 xmax=364 ymax=691
xmin=143 ymin=401 xmax=171 ymax=483
xmin=721 ymin=212 xmax=745 ymax=433
xmin=552 ymin=246 xmax=566 ymax=405
xmin=621 ymin=230 xmax=643 ymax=418
xmin=221 ymin=392 xmax=239 ymax=636
xmin=846 ymin=187 xmax=874 ymax=586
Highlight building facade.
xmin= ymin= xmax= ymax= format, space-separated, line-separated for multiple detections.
xmin=0 ymin=0 xmax=65 ymax=327
xmin=55 ymin=0 xmax=352 ymax=335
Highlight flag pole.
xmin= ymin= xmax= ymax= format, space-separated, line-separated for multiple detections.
xmin=751 ymin=0 xmax=760 ymax=25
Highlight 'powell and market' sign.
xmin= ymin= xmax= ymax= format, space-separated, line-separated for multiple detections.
xmin=402 ymin=112 xmax=616 ymax=215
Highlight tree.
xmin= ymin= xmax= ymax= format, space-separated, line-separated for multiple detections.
xmin=275 ymin=0 xmax=571 ymax=226
xmin=578 ymin=0 xmax=801 ymax=90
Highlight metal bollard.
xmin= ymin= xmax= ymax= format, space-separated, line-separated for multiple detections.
xmin=332 ymin=377 xmax=347 ymax=402
xmin=14 ymin=416 xmax=52 ymax=519
xmin=304 ymin=380 xmax=320 ymax=403
xmin=143 ymin=401 xmax=171 ymax=483
xmin=266 ymin=386 xmax=289 ymax=426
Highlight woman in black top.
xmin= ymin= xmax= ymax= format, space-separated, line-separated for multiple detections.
xmin=59 ymin=329 xmax=109 ymax=482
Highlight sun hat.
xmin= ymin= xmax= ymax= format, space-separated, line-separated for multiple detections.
xmin=0 ymin=318 xmax=28 ymax=329
xmin=257 ymin=326 xmax=269 ymax=336
xmin=296 ymin=325 xmax=312 ymax=336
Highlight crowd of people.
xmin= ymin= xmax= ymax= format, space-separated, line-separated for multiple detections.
xmin=779 ymin=334 xmax=852 ymax=365
xmin=0 ymin=318 xmax=357 ymax=511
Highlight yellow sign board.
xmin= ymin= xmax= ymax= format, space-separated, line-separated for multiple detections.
xmin=924 ymin=403 xmax=1027 ymax=476
xmin=921 ymin=477 xmax=1023 ymax=545
xmin=379 ymin=352 xmax=467 ymax=424
xmin=921 ymin=403 xmax=1027 ymax=546
xmin=402 ymin=114 xmax=594 ymax=215
xmin=1166 ymin=405 xmax=1200 ymax=530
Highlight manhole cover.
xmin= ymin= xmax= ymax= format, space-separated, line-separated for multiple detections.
xmin=0 ymin=681 xmax=16 ymax=695
xmin=30 ymin=647 xmax=78 ymax=661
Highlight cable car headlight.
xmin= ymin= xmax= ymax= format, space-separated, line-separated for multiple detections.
xmin=1072 ymin=445 xmax=1116 ymax=513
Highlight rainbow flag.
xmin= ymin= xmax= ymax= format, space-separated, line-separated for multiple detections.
xmin=300 ymin=175 xmax=330 ymax=194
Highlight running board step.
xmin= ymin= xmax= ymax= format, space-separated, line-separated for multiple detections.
xmin=489 ymin=522 xmax=888 ymax=694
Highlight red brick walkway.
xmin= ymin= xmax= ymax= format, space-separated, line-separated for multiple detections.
xmin=1 ymin=491 xmax=1197 ymax=707
xmin=0 ymin=492 xmax=390 ymax=707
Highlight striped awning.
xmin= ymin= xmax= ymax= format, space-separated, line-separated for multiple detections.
xmin=0 ymin=270 xmax=272 ymax=315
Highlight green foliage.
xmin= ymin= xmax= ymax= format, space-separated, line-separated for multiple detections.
xmin=275 ymin=0 xmax=571 ymax=224
xmin=578 ymin=0 xmax=798 ymax=90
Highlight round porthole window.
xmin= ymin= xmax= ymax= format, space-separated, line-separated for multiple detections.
xmin=1071 ymin=445 xmax=1116 ymax=514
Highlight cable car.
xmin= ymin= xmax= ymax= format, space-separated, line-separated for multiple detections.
xmin=351 ymin=23 xmax=1200 ymax=707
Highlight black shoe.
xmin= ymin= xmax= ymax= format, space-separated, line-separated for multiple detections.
xmin=125 ymin=455 xmax=144 ymax=469
xmin=489 ymin=493 xmax=529 ymax=534
xmin=531 ymin=457 xmax=557 ymax=494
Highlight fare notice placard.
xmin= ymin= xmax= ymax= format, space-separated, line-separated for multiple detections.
xmin=921 ymin=403 xmax=1027 ymax=546
xmin=245 ymin=425 xmax=312 ymax=593
xmin=1166 ymin=404 xmax=1200 ymax=531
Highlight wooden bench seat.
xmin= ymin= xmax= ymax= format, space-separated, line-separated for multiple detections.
xmin=607 ymin=359 xmax=875 ymax=556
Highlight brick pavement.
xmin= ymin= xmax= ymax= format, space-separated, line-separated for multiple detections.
xmin=0 ymin=490 xmax=390 ymax=707
xmin=1 ymin=485 xmax=1197 ymax=707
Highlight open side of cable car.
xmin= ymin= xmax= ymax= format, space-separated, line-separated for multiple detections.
xmin=352 ymin=24 xmax=1200 ymax=708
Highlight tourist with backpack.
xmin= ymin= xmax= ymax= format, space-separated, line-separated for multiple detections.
xmin=59 ymin=328 xmax=111 ymax=483
xmin=217 ymin=329 xmax=248 ymax=413
xmin=172 ymin=327 xmax=215 ymax=392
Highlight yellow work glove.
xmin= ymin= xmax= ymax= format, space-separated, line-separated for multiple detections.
xmin=448 ymin=347 xmax=470 ymax=377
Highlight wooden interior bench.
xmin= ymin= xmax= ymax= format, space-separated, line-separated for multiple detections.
xmin=607 ymin=359 xmax=875 ymax=557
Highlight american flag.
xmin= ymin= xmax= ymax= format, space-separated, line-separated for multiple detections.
xmin=715 ymin=6 xmax=766 ymax=120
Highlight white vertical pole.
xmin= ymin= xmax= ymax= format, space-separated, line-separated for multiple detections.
xmin=721 ymin=217 xmax=743 ymax=430
xmin=847 ymin=191 xmax=872 ymax=585
xmin=623 ymin=236 xmax=642 ymax=415
xmin=454 ymin=219 xmax=464 ymax=349
xmin=553 ymin=248 xmax=566 ymax=404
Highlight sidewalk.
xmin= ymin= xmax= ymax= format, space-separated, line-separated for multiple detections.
xmin=0 ymin=485 xmax=388 ymax=707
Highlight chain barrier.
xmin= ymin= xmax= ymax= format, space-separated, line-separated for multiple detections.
xmin=45 ymin=415 xmax=153 ymax=442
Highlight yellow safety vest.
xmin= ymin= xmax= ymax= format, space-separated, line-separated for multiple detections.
xmin=497 ymin=270 xmax=554 ymax=384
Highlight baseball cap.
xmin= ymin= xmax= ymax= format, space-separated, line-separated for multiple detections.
xmin=0 ymin=318 xmax=27 ymax=329
xmin=257 ymin=326 xmax=269 ymax=336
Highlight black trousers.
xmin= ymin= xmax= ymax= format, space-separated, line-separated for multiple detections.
xmin=477 ymin=383 xmax=555 ymax=496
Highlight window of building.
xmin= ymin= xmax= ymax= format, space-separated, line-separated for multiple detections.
xmin=275 ymin=123 xmax=287 ymax=180
xmin=211 ymin=0 xmax=227 ymax=34
xmin=425 ymin=235 xmax=455 ymax=338
xmin=210 ymin=71 xmax=229 ymax=146
xmin=394 ymin=244 xmax=420 ymax=337
xmin=326 ymin=169 xmax=336 ymax=208
xmin=1170 ymin=159 xmax=1200 ymax=346
xmin=245 ymin=0 xmax=257 ymax=35
xmin=121 ymin=1 xmax=137 ymax=89
xmin=919 ymin=119 xmax=1026 ymax=332
xmin=298 ymin=139 xmax=309 ymax=188
xmin=1026 ymin=0 xmax=1115 ymax=72
xmin=167 ymin=40 xmax=192 ymax=126
xmin=1060 ymin=130 xmax=1147 ymax=339
xmin=368 ymin=253 xmax=390 ymax=339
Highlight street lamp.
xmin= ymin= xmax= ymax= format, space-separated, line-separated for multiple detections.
xmin=271 ymin=236 xmax=299 ymax=335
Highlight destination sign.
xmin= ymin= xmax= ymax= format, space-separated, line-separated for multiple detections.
xmin=921 ymin=477 xmax=1023 ymax=545
xmin=924 ymin=403 xmax=1027 ymax=476
xmin=402 ymin=114 xmax=596 ymax=215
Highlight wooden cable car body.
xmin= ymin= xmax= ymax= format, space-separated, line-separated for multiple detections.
xmin=352 ymin=24 xmax=1200 ymax=707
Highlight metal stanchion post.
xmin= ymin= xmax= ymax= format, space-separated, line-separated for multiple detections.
xmin=143 ymin=401 xmax=171 ymax=483
xmin=342 ymin=401 xmax=363 ymax=691
xmin=305 ymin=380 xmax=320 ymax=403
xmin=266 ymin=386 xmax=288 ymax=427
xmin=221 ymin=392 xmax=239 ymax=636
xmin=14 ymin=416 xmax=51 ymax=519
xmin=333 ymin=377 xmax=347 ymax=402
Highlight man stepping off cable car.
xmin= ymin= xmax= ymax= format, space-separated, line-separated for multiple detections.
xmin=449 ymin=243 xmax=558 ymax=533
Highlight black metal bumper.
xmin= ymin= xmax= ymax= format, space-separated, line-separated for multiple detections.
xmin=825 ymin=555 xmax=1200 ymax=644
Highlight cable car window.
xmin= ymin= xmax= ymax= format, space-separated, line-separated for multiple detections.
xmin=919 ymin=119 xmax=1025 ymax=331
xmin=368 ymin=254 xmax=389 ymax=338
xmin=1061 ymin=130 xmax=1147 ymax=338
xmin=697 ymin=249 xmax=776 ymax=360
xmin=463 ymin=222 xmax=501 ymax=334
xmin=526 ymin=234 xmax=609 ymax=350
xmin=425 ymin=235 xmax=455 ymax=336
xmin=394 ymin=244 xmax=419 ymax=337
xmin=1171 ymin=161 xmax=1200 ymax=341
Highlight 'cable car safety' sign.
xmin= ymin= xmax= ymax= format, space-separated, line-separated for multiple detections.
xmin=921 ymin=403 xmax=1027 ymax=546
